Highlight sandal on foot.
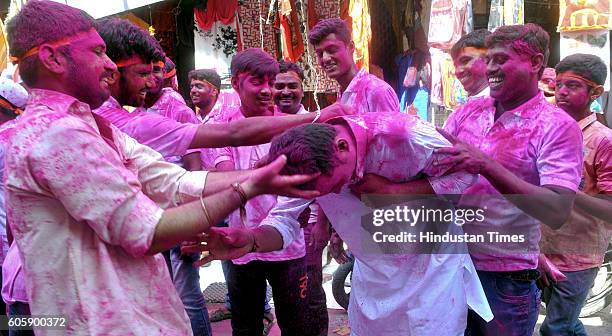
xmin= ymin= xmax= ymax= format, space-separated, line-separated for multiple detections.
xmin=209 ymin=308 xmax=232 ymax=322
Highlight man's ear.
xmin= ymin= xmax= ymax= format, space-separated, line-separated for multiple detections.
xmin=348 ymin=41 xmax=355 ymax=54
xmin=37 ymin=45 xmax=68 ymax=75
xmin=231 ymin=75 xmax=239 ymax=91
xmin=531 ymin=53 xmax=545 ymax=76
xmin=591 ymin=85 xmax=604 ymax=101
xmin=337 ymin=138 xmax=350 ymax=152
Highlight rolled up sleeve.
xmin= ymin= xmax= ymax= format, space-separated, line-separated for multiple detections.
xmin=30 ymin=123 xmax=164 ymax=257
xmin=260 ymin=197 xmax=312 ymax=249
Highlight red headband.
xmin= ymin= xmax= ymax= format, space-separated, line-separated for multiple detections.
xmin=557 ymin=73 xmax=602 ymax=89
xmin=10 ymin=28 xmax=96 ymax=65
xmin=115 ymin=55 xmax=150 ymax=68
xmin=163 ymin=68 xmax=176 ymax=79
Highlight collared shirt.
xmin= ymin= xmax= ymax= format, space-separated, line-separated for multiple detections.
xmin=214 ymin=108 xmax=306 ymax=264
xmin=262 ymin=113 xmax=491 ymax=335
xmin=339 ymin=68 xmax=400 ymax=114
xmin=5 ymin=89 xmax=209 ymax=335
xmin=541 ymin=114 xmax=612 ymax=271
xmin=134 ymin=88 xmax=200 ymax=166
xmin=137 ymin=88 xmax=199 ymax=124
xmin=94 ymin=97 xmax=199 ymax=160
xmin=0 ymin=119 xmax=17 ymax=266
xmin=0 ymin=119 xmax=26 ymax=306
xmin=444 ymin=92 xmax=583 ymax=272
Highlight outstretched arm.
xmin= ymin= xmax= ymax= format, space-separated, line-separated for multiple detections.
xmin=147 ymin=156 xmax=319 ymax=254
xmin=189 ymin=104 xmax=352 ymax=149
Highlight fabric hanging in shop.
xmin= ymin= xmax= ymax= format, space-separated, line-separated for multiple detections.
xmin=348 ymin=0 xmax=371 ymax=71
xmin=558 ymin=0 xmax=611 ymax=32
xmin=560 ymin=30 xmax=610 ymax=91
xmin=194 ymin=0 xmax=238 ymax=31
xmin=428 ymin=0 xmax=468 ymax=50
xmin=429 ymin=48 xmax=467 ymax=109
xmin=503 ymin=0 xmax=523 ymax=27
xmin=429 ymin=48 xmax=445 ymax=106
xmin=0 ymin=21 xmax=7 ymax=73
xmin=441 ymin=57 xmax=467 ymax=109
xmin=488 ymin=0 xmax=524 ymax=31
xmin=410 ymin=87 xmax=429 ymax=120
xmin=194 ymin=17 xmax=239 ymax=79
xmin=464 ymin=0 xmax=473 ymax=34
xmin=279 ymin=0 xmax=305 ymax=61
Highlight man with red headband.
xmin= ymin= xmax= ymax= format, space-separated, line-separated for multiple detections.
xmin=136 ymin=56 xmax=202 ymax=170
xmin=92 ymin=19 xmax=346 ymax=165
xmin=539 ymin=54 xmax=611 ymax=336
xmin=342 ymin=24 xmax=584 ymax=335
xmin=3 ymin=1 xmax=319 ymax=334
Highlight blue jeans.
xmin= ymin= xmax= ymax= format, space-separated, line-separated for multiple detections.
xmin=466 ymin=270 xmax=541 ymax=336
xmin=170 ymin=246 xmax=212 ymax=336
xmin=540 ymin=267 xmax=598 ymax=336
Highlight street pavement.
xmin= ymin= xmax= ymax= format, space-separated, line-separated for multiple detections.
xmin=199 ymin=260 xmax=612 ymax=335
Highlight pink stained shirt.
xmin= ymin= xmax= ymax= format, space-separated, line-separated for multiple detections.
xmin=135 ymin=88 xmax=201 ymax=166
xmin=5 ymin=89 xmax=211 ymax=335
xmin=214 ymin=107 xmax=306 ymax=264
xmin=94 ymin=96 xmax=199 ymax=161
xmin=0 ymin=119 xmax=17 ymax=266
xmin=262 ymin=113 xmax=491 ymax=335
xmin=444 ymin=92 xmax=583 ymax=272
xmin=541 ymin=114 xmax=612 ymax=271
xmin=339 ymin=68 xmax=400 ymax=114
xmin=139 ymin=88 xmax=199 ymax=124
xmin=0 ymin=119 xmax=27 ymax=306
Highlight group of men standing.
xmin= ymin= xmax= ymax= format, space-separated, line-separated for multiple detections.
xmin=0 ymin=1 xmax=609 ymax=336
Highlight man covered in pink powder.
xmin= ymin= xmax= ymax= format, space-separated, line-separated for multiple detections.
xmin=539 ymin=54 xmax=612 ymax=336
xmin=93 ymin=19 xmax=346 ymax=165
xmin=2 ymin=1 xmax=319 ymax=334
xmin=135 ymin=56 xmax=202 ymax=169
xmin=450 ymin=29 xmax=490 ymax=99
xmin=211 ymin=48 xmax=311 ymax=336
xmin=354 ymin=24 xmax=584 ymax=335
xmin=185 ymin=112 xmax=494 ymax=336
xmin=309 ymin=18 xmax=400 ymax=114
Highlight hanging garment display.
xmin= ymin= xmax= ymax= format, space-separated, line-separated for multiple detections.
xmin=428 ymin=0 xmax=468 ymax=50
xmin=348 ymin=0 xmax=371 ymax=71
xmin=441 ymin=56 xmax=467 ymax=109
xmin=560 ymin=30 xmax=610 ymax=90
xmin=488 ymin=0 xmax=503 ymax=31
xmin=488 ymin=0 xmax=523 ymax=31
xmin=194 ymin=0 xmax=238 ymax=30
xmin=278 ymin=0 xmax=305 ymax=61
xmin=194 ymin=18 xmax=239 ymax=78
xmin=429 ymin=48 xmax=445 ymax=106
xmin=558 ymin=0 xmax=611 ymax=32
xmin=503 ymin=0 xmax=523 ymax=27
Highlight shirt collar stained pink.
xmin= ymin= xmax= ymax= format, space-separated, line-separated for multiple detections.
xmin=4 ymin=89 xmax=211 ymax=335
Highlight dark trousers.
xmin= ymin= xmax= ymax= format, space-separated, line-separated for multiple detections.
xmin=227 ymin=257 xmax=308 ymax=336
xmin=466 ymin=270 xmax=541 ymax=336
xmin=8 ymin=302 xmax=34 ymax=336
xmin=304 ymin=240 xmax=328 ymax=336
